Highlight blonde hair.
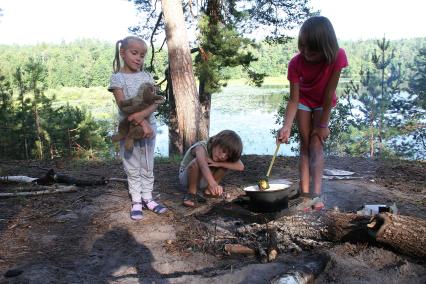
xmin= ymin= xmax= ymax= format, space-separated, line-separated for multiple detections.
xmin=298 ymin=16 xmax=339 ymax=64
xmin=207 ymin=130 xmax=243 ymax=162
xmin=112 ymin=36 xmax=148 ymax=73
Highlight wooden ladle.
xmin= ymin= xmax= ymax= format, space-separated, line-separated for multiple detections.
xmin=258 ymin=143 xmax=281 ymax=190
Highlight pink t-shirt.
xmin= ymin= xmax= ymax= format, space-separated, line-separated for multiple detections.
xmin=287 ymin=48 xmax=348 ymax=108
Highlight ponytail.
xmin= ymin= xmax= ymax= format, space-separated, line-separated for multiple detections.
xmin=112 ymin=40 xmax=122 ymax=73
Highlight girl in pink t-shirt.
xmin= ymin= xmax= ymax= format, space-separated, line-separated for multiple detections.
xmin=277 ymin=16 xmax=348 ymax=210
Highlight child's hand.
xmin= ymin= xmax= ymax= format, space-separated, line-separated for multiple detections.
xmin=140 ymin=120 xmax=154 ymax=138
xmin=207 ymin=158 xmax=220 ymax=168
xmin=277 ymin=126 xmax=291 ymax=143
xmin=128 ymin=111 xmax=144 ymax=125
xmin=208 ymin=184 xmax=223 ymax=196
xmin=312 ymin=127 xmax=330 ymax=142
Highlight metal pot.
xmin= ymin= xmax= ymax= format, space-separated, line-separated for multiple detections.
xmin=243 ymin=183 xmax=294 ymax=212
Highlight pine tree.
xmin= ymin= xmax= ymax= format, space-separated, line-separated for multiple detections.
xmin=345 ymin=37 xmax=424 ymax=159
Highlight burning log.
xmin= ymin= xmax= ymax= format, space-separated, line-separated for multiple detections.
xmin=267 ymin=229 xmax=279 ymax=261
xmin=256 ymin=244 xmax=268 ymax=263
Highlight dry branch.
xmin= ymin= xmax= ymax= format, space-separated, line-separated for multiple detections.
xmin=1 ymin=169 xmax=107 ymax=186
xmin=224 ymin=244 xmax=255 ymax=255
xmin=0 ymin=176 xmax=38 ymax=183
xmin=0 ymin=185 xmax=78 ymax=197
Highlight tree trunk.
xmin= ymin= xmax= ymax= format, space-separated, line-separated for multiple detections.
xmin=34 ymin=102 xmax=44 ymax=159
xmin=198 ymin=81 xmax=211 ymax=141
xmin=161 ymin=0 xmax=200 ymax=154
xmin=197 ymin=0 xmax=221 ymax=141
xmin=369 ymin=112 xmax=375 ymax=158
xmin=166 ymin=71 xmax=183 ymax=155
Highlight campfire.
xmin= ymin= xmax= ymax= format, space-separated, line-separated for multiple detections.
xmin=170 ymin=186 xmax=426 ymax=273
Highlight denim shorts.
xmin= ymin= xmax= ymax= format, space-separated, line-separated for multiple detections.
xmin=179 ymin=167 xmax=208 ymax=189
xmin=298 ymin=103 xmax=323 ymax=112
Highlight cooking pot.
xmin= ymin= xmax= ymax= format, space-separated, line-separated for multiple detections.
xmin=243 ymin=183 xmax=294 ymax=212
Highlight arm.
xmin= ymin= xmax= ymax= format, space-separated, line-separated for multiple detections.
xmin=207 ymin=159 xmax=245 ymax=171
xmin=193 ymin=145 xmax=224 ymax=195
xmin=112 ymin=88 xmax=157 ymax=138
xmin=194 ymin=145 xmax=217 ymax=188
xmin=111 ymin=88 xmax=157 ymax=119
xmin=112 ymin=88 xmax=125 ymax=105
xmin=312 ymin=69 xmax=342 ymax=140
xmin=127 ymin=103 xmax=159 ymax=124
xmin=277 ymin=82 xmax=300 ymax=143
xmin=128 ymin=104 xmax=159 ymax=138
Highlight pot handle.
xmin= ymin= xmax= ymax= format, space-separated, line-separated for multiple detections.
xmin=266 ymin=143 xmax=280 ymax=178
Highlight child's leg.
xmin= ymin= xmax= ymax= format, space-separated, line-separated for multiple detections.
xmin=121 ymin=140 xmax=145 ymax=219
xmin=212 ymin=167 xmax=227 ymax=182
xmin=296 ymin=109 xmax=313 ymax=196
xmin=182 ymin=158 xmax=203 ymax=207
xmin=187 ymin=158 xmax=201 ymax=194
xmin=140 ymin=135 xmax=167 ymax=214
xmin=139 ymin=137 xmax=155 ymax=201
xmin=121 ymin=140 xmax=144 ymax=203
xmin=311 ymin=110 xmax=325 ymax=197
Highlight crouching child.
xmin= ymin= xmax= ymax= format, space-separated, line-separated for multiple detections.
xmin=179 ymin=130 xmax=244 ymax=207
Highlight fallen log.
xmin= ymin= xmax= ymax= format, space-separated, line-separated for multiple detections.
xmin=37 ymin=169 xmax=107 ymax=186
xmin=273 ymin=211 xmax=426 ymax=258
xmin=1 ymin=169 xmax=107 ymax=186
xmin=0 ymin=176 xmax=38 ymax=183
xmin=368 ymin=213 xmax=426 ymax=258
xmin=0 ymin=185 xmax=78 ymax=197
xmin=270 ymin=253 xmax=330 ymax=284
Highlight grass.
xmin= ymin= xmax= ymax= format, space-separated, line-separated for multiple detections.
xmin=46 ymin=86 xmax=117 ymax=121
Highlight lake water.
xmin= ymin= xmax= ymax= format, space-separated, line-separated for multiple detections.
xmin=154 ymin=84 xmax=298 ymax=157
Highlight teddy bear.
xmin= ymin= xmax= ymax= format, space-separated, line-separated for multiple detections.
xmin=112 ymin=82 xmax=165 ymax=151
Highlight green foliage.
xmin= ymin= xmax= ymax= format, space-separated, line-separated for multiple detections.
xmin=0 ymin=40 xmax=114 ymax=89
xmin=0 ymin=38 xmax=425 ymax=91
xmin=0 ymin=36 xmax=425 ymax=160
xmin=195 ymin=14 xmax=264 ymax=94
xmin=408 ymin=45 xmax=426 ymax=109
xmin=0 ymin=59 xmax=110 ymax=160
xmin=0 ymin=72 xmax=17 ymax=158
xmin=326 ymin=93 xmax=357 ymax=156
xmin=344 ymin=37 xmax=424 ymax=159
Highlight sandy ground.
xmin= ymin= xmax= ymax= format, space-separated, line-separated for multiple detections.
xmin=0 ymin=155 xmax=425 ymax=283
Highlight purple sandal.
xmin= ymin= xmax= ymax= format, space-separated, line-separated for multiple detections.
xmin=142 ymin=199 xmax=168 ymax=214
xmin=130 ymin=202 xmax=144 ymax=220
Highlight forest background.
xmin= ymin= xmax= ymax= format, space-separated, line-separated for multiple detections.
xmin=0 ymin=36 xmax=425 ymax=160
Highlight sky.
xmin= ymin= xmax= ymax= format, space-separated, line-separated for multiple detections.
xmin=0 ymin=0 xmax=425 ymax=45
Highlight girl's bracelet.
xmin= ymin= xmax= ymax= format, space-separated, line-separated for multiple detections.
xmin=317 ymin=123 xmax=328 ymax=129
